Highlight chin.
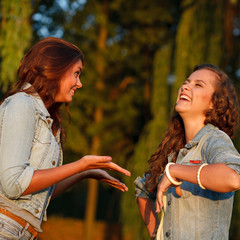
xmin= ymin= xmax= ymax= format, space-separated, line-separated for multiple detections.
xmin=175 ymin=106 xmax=185 ymax=113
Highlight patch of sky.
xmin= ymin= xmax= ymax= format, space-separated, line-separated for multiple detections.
xmin=57 ymin=0 xmax=86 ymax=13
xmin=33 ymin=0 xmax=87 ymax=38
xmin=37 ymin=26 xmax=64 ymax=38
xmin=82 ymin=14 xmax=95 ymax=30
xmin=235 ymin=69 xmax=240 ymax=79
xmin=106 ymin=25 xmax=126 ymax=46
xmin=233 ymin=17 xmax=240 ymax=36
xmin=32 ymin=13 xmax=52 ymax=25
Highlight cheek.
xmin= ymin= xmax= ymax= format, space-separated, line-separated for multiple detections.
xmin=200 ymin=92 xmax=213 ymax=107
xmin=176 ymin=89 xmax=181 ymax=101
xmin=59 ymin=80 xmax=70 ymax=93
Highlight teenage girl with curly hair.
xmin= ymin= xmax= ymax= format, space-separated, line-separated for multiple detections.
xmin=135 ymin=63 xmax=240 ymax=240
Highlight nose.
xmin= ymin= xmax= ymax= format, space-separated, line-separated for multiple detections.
xmin=181 ymin=83 xmax=190 ymax=91
xmin=76 ymin=78 xmax=82 ymax=88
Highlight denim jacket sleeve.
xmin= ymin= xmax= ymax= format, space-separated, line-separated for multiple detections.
xmin=205 ymin=130 xmax=240 ymax=175
xmin=0 ymin=94 xmax=35 ymax=199
xmin=134 ymin=174 xmax=157 ymax=201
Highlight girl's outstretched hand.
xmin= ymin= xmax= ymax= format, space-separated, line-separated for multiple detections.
xmin=79 ymin=155 xmax=131 ymax=177
xmin=85 ymin=169 xmax=129 ymax=192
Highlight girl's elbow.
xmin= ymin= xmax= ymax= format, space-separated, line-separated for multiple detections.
xmin=234 ymin=176 xmax=240 ymax=191
xmin=229 ymin=172 xmax=240 ymax=191
xmin=2 ymin=182 xmax=22 ymax=199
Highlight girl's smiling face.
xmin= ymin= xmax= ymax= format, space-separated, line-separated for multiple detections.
xmin=175 ymin=69 xmax=217 ymax=121
xmin=55 ymin=60 xmax=83 ymax=103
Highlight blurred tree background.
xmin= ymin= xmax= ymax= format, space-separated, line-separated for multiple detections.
xmin=0 ymin=0 xmax=240 ymax=239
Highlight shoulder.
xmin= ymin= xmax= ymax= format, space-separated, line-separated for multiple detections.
xmin=203 ymin=126 xmax=239 ymax=161
xmin=1 ymin=92 xmax=36 ymax=116
xmin=205 ymin=126 xmax=232 ymax=145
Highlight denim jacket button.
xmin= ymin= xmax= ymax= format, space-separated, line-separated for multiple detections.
xmin=166 ymin=231 xmax=171 ymax=237
xmin=182 ymin=150 xmax=188 ymax=156
xmin=52 ymin=161 xmax=56 ymax=165
xmin=35 ymin=209 xmax=39 ymax=214
xmin=168 ymin=200 xmax=171 ymax=206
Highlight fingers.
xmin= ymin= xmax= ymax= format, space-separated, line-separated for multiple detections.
xmin=103 ymin=172 xmax=129 ymax=191
xmin=101 ymin=179 xmax=129 ymax=192
xmin=81 ymin=155 xmax=131 ymax=176
xmin=113 ymin=183 xmax=128 ymax=192
xmin=84 ymin=155 xmax=113 ymax=162
xmin=156 ymin=191 xmax=163 ymax=212
xmin=107 ymin=162 xmax=131 ymax=176
xmin=175 ymin=185 xmax=182 ymax=196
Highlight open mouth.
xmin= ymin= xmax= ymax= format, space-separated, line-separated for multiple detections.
xmin=71 ymin=89 xmax=76 ymax=95
xmin=179 ymin=94 xmax=191 ymax=101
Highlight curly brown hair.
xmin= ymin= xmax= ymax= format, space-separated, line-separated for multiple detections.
xmin=2 ymin=37 xmax=84 ymax=143
xmin=145 ymin=63 xmax=239 ymax=192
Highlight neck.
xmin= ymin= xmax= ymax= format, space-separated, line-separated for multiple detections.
xmin=182 ymin=117 xmax=205 ymax=143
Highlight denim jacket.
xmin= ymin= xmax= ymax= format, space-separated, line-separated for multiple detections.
xmin=0 ymin=91 xmax=63 ymax=222
xmin=135 ymin=124 xmax=240 ymax=240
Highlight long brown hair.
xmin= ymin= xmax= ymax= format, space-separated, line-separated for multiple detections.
xmin=2 ymin=37 xmax=84 ymax=143
xmin=145 ymin=63 xmax=239 ymax=192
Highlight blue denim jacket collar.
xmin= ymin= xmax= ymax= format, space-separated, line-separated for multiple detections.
xmin=23 ymin=83 xmax=53 ymax=130
xmin=23 ymin=83 xmax=50 ymax=118
xmin=185 ymin=124 xmax=216 ymax=149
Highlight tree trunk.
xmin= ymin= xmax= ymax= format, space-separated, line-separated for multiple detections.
xmin=84 ymin=1 xmax=108 ymax=240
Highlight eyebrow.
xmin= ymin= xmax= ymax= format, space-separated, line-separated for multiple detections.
xmin=185 ymin=79 xmax=206 ymax=84
xmin=77 ymin=67 xmax=83 ymax=74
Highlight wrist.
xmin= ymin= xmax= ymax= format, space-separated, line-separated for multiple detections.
xmin=197 ymin=163 xmax=208 ymax=189
xmin=165 ymin=163 xmax=182 ymax=185
xmin=82 ymin=169 xmax=99 ymax=179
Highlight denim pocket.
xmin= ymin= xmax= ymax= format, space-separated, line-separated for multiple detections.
xmin=0 ymin=214 xmax=20 ymax=240
xmin=0 ymin=214 xmax=32 ymax=240
xmin=34 ymin=113 xmax=52 ymax=144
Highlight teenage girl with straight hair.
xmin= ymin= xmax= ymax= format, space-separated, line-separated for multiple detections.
xmin=0 ymin=37 xmax=130 ymax=239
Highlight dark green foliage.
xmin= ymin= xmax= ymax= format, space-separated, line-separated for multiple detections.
xmin=0 ymin=0 xmax=32 ymax=92
xmin=174 ymin=0 xmax=224 ymax=95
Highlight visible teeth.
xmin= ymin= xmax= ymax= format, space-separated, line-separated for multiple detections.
xmin=180 ymin=95 xmax=191 ymax=101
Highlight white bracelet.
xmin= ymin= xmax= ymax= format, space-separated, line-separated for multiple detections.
xmin=165 ymin=163 xmax=182 ymax=186
xmin=197 ymin=163 xmax=208 ymax=189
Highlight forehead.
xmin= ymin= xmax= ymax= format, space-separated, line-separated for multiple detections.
xmin=71 ymin=60 xmax=83 ymax=69
xmin=188 ymin=69 xmax=218 ymax=88
xmin=189 ymin=69 xmax=217 ymax=83
xmin=62 ymin=60 xmax=83 ymax=78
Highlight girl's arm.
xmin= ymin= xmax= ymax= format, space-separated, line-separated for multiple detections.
xmin=22 ymin=155 xmax=130 ymax=196
xmin=0 ymin=96 xmax=130 ymax=198
xmin=156 ymin=163 xmax=240 ymax=211
xmin=137 ymin=197 xmax=159 ymax=239
xmin=170 ymin=163 xmax=240 ymax=192
xmin=51 ymin=169 xmax=128 ymax=199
